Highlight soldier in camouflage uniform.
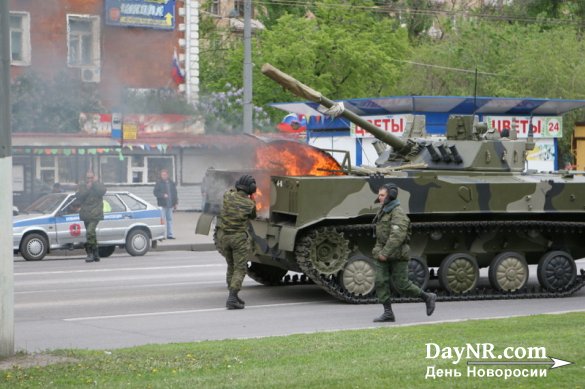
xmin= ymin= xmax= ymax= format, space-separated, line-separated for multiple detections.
xmin=76 ymin=171 xmax=107 ymax=263
xmin=372 ymin=183 xmax=436 ymax=322
xmin=215 ymin=175 xmax=257 ymax=309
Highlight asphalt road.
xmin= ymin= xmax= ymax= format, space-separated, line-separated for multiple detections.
xmin=13 ymin=251 xmax=585 ymax=352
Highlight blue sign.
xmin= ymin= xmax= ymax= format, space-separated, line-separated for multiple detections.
xmin=105 ymin=0 xmax=176 ymax=30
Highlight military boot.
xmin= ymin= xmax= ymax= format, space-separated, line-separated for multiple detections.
xmin=226 ymin=289 xmax=245 ymax=310
xmin=84 ymin=245 xmax=95 ymax=263
xmin=93 ymin=247 xmax=101 ymax=262
xmin=421 ymin=291 xmax=437 ymax=316
xmin=235 ymin=291 xmax=245 ymax=305
xmin=373 ymin=300 xmax=395 ymax=322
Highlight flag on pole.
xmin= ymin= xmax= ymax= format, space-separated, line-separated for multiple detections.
xmin=277 ymin=113 xmax=307 ymax=133
xmin=171 ymin=49 xmax=185 ymax=84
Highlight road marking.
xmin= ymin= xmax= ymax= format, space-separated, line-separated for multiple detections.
xmin=15 ymin=264 xmax=224 ymax=276
xmin=15 ymin=280 xmax=227 ymax=294
xmin=63 ymin=301 xmax=332 ymax=321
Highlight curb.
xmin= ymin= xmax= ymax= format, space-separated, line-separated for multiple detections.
xmin=152 ymin=243 xmax=216 ymax=252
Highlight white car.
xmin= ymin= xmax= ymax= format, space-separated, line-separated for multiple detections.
xmin=13 ymin=192 xmax=166 ymax=261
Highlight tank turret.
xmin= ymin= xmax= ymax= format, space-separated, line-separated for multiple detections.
xmin=262 ymin=63 xmax=532 ymax=172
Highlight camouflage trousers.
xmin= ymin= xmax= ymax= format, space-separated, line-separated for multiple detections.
xmin=84 ymin=220 xmax=100 ymax=250
xmin=216 ymin=230 xmax=251 ymax=291
xmin=374 ymin=259 xmax=422 ymax=304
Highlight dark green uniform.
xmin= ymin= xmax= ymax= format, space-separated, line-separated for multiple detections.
xmin=372 ymin=199 xmax=422 ymax=304
xmin=76 ymin=181 xmax=107 ymax=252
xmin=216 ymin=189 xmax=256 ymax=291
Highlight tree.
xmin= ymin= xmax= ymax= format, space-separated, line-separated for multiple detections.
xmin=200 ymin=0 xmax=411 ymax=126
xmin=396 ymin=19 xmax=585 ymax=159
xmin=11 ymin=71 xmax=103 ymax=133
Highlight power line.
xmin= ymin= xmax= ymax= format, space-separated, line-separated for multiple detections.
xmin=249 ymin=0 xmax=585 ymax=26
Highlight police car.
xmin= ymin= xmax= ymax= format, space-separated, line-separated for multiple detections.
xmin=13 ymin=192 xmax=166 ymax=261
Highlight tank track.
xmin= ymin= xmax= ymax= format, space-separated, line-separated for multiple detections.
xmin=293 ymin=221 xmax=585 ymax=304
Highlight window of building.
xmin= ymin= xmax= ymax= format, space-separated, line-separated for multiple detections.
xmin=10 ymin=12 xmax=31 ymax=66
xmin=67 ymin=15 xmax=100 ymax=67
xmin=208 ymin=0 xmax=220 ymax=15
xmin=234 ymin=0 xmax=254 ymax=17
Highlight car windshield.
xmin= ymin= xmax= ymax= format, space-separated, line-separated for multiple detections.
xmin=24 ymin=193 xmax=69 ymax=214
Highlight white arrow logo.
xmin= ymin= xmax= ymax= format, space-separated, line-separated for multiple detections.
xmin=467 ymin=357 xmax=573 ymax=370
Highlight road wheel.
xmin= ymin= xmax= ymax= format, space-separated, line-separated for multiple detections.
xmin=125 ymin=229 xmax=150 ymax=256
xmin=537 ymin=251 xmax=576 ymax=292
xmin=98 ymin=246 xmax=116 ymax=258
xmin=20 ymin=233 xmax=49 ymax=261
xmin=339 ymin=254 xmax=376 ymax=297
xmin=489 ymin=251 xmax=529 ymax=292
xmin=247 ymin=263 xmax=288 ymax=286
xmin=439 ymin=253 xmax=479 ymax=294
xmin=408 ymin=257 xmax=430 ymax=290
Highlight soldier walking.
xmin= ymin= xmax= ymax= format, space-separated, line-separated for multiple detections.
xmin=215 ymin=175 xmax=257 ymax=309
xmin=76 ymin=171 xmax=107 ymax=263
xmin=372 ymin=183 xmax=436 ymax=322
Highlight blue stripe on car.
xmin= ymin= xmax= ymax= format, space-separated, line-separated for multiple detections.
xmin=14 ymin=209 xmax=161 ymax=227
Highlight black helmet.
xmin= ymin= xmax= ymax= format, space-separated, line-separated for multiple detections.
xmin=381 ymin=183 xmax=398 ymax=203
xmin=235 ymin=174 xmax=257 ymax=195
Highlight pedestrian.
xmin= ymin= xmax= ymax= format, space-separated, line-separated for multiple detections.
xmin=75 ymin=171 xmax=107 ymax=263
xmin=215 ymin=175 xmax=257 ymax=310
xmin=372 ymin=183 xmax=436 ymax=322
xmin=153 ymin=169 xmax=178 ymax=239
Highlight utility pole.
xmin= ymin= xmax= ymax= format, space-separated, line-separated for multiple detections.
xmin=242 ymin=0 xmax=252 ymax=134
xmin=0 ymin=0 xmax=15 ymax=358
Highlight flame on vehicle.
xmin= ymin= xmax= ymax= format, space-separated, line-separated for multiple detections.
xmin=255 ymin=141 xmax=343 ymax=176
xmin=252 ymin=140 xmax=344 ymax=214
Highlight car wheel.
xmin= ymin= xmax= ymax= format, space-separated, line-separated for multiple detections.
xmin=20 ymin=233 xmax=49 ymax=261
xmin=125 ymin=229 xmax=150 ymax=256
xmin=98 ymin=246 xmax=116 ymax=258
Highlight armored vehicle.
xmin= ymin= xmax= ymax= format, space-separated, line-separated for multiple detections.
xmin=196 ymin=64 xmax=585 ymax=303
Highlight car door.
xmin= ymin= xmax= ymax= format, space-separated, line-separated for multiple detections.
xmin=54 ymin=196 xmax=86 ymax=246
xmin=97 ymin=194 xmax=130 ymax=243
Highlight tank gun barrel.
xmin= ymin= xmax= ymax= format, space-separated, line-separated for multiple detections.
xmin=261 ymin=63 xmax=408 ymax=153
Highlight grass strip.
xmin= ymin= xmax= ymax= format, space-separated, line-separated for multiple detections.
xmin=1 ymin=312 xmax=583 ymax=388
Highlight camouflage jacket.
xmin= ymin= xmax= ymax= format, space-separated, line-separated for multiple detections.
xmin=76 ymin=181 xmax=107 ymax=222
xmin=372 ymin=199 xmax=411 ymax=261
xmin=217 ymin=189 xmax=256 ymax=234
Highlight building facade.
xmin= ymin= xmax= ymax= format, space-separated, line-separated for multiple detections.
xmin=8 ymin=0 xmax=214 ymax=210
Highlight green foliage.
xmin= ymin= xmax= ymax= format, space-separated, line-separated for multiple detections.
xmin=395 ymin=20 xmax=585 ymax=156
xmin=1 ymin=312 xmax=583 ymax=388
xmin=197 ymin=83 xmax=272 ymax=134
xmin=11 ymin=71 xmax=103 ymax=133
xmin=255 ymin=0 xmax=312 ymax=29
xmin=200 ymin=0 xmax=410 ymax=125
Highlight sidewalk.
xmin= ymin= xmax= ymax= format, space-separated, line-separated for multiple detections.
xmin=153 ymin=211 xmax=216 ymax=252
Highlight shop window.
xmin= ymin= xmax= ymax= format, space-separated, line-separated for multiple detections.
xmin=36 ymin=156 xmax=85 ymax=187
xmin=100 ymin=156 xmax=128 ymax=184
xmin=129 ymin=155 xmax=174 ymax=184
